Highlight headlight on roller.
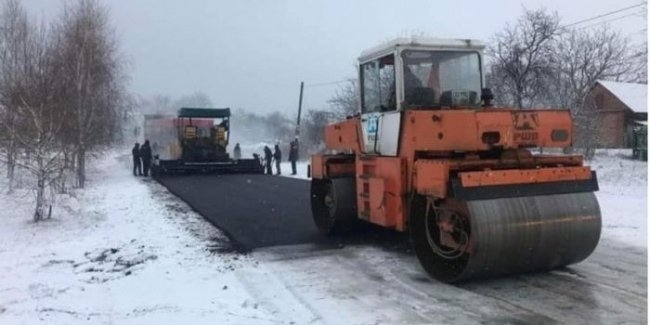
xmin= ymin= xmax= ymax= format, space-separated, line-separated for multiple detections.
xmin=551 ymin=129 xmax=569 ymax=142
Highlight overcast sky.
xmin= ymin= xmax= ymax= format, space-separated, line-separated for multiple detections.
xmin=21 ymin=0 xmax=647 ymax=116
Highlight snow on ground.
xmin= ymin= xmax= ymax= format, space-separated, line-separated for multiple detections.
xmin=585 ymin=150 xmax=647 ymax=248
xmin=0 ymin=153 xmax=307 ymax=324
xmin=279 ymin=161 xmax=310 ymax=180
xmin=0 ymin=148 xmax=646 ymax=324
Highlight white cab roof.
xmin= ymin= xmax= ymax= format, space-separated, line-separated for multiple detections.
xmin=359 ymin=37 xmax=485 ymax=62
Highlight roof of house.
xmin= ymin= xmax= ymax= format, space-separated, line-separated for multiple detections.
xmin=596 ymin=80 xmax=647 ymax=113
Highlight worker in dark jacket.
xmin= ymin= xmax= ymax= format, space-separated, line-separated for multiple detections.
xmin=140 ymin=140 xmax=153 ymax=177
xmin=233 ymin=143 xmax=242 ymax=160
xmin=263 ymin=145 xmax=273 ymax=175
xmin=132 ymin=142 xmax=142 ymax=176
xmin=273 ymin=144 xmax=282 ymax=175
xmin=289 ymin=140 xmax=298 ymax=175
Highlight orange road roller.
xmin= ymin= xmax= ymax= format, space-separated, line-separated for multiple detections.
xmin=310 ymin=38 xmax=601 ymax=282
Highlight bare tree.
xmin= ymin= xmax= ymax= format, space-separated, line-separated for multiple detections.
xmin=0 ymin=8 xmax=68 ymax=221
xmin=173 ymin=91 xmax=213 ymax=108
xmin=0 ymin=0 xmax=129 ymax=220
xmin=135 ymin=94 xmax=173 ymax=115
xmin=266 ymin=111 xmax=293 ymax=141
xmin=56 ymin=0 xmax=125 ymax=188
xmin=327 ymin=78 xmax=359 ymax=119
xmin=135 ymin=92 xmax=214 ymax=116
xmin=486 ymin=8 xmax=560 ymax=108
xmin=301 ymin=109 xmax=331 ymax=155
xmin=626 ymin=41 xmax=648 ymax=84
xmin=556 ymin=27 xmax=633 ymax=108
xmin=550 ymin=27 xmax=639 ymax=154
xmin=0 ymin=0 xmax=29 ymax=193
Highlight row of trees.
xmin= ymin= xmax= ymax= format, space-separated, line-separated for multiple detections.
xmin=135 ymin=92 xmax=214 ymax=115
xmin=13 ymin=3 xmax=638 ymax=222
xmin=486 ymin=8 xmax=646 ymax=150
xmin=228 ymin=79 xmax=360 ymax=156
xmin=321 ymin=8 xmax=647 ymax=153
xmin=200 ymin=9 xmax=646 ymax=158
xmin=297 ymin=79 xmax=359 ymax=155
xmin=0 ymin=0 xmax=126 ymax=221
xmin=488 ymin=9 xmax=646 ymax=109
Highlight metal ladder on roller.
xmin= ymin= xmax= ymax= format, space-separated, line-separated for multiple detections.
xmin=357 ymin=155 xmax=377 ymax=221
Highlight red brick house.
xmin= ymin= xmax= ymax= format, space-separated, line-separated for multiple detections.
xmin=587 ymin=80 xmax=647 ymax=148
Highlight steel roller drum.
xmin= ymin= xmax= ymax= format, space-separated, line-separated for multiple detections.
xmin=425 ymin=192 xmax=601 ymax=282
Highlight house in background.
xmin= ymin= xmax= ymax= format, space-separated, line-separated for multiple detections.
xmin=587 ymin=80 xmax=647 ymax=148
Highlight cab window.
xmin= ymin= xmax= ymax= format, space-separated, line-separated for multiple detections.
xmin=361 ymin=54 xmax=395 ymax=113
xmin=402 ymin=50 xmax=482 ymax=108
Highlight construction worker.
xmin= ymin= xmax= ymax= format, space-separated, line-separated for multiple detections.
xmin=289 ymin=140 xmax=298 ymax=175
xmin=132 ymin=142 xmax=142 ymax=176
xmin=263 ymin=145 xmax=273 ymax=175
xmin=152 ymin=141 xmax=160 ymax=156
xmin=233 ymin=143 xmax=242 ymax=160
xmin=140 ymin=140 xmax=153 ymax=177
xmin=273 ymin=144 xmax=282 ymax=175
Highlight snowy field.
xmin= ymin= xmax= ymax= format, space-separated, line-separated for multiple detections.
xmin=586 ymin=150 xmax=647 ymax=248
xmin=0 ymin=149 xmax=646 ymax=324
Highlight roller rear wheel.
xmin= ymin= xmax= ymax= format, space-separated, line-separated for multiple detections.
xmin=410 ymin=193 xmax=601 ymax=283
xmin=311 ymin=178 xmax=357 ymax=235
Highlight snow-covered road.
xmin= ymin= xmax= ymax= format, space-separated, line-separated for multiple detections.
xmin=0 ymin=151 xmax=646 ymax=324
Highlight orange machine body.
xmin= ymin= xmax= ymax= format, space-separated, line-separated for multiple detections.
xmin=311 ymin=37 xmax=601 ymax=283
xmin=311 ymin=108 xmax=595 ymax=232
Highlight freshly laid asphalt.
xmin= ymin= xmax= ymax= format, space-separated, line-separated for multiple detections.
xmin=156 ymin=174 xmax=406 ymax=251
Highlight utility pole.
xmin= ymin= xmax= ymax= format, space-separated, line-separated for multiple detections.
xmin=295 ymin=81 xmax=304 ymax=141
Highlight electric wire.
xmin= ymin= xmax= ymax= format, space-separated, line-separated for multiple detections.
xmin=304 ymin=79 xmax=350 ymax=88
xmin=560 ymin=2 xmax=646 ymax=29
xmin=573 ymin=10 xmax=646 ymax=30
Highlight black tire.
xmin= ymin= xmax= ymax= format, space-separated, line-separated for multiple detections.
xmin=310 ymin=178 xmax=357 ymax=235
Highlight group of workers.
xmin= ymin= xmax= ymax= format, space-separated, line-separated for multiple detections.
xmin=131 ymin=140 xmax=153 ymax=176
xmin=233 ymin=140 xmax=299 ymax=176
xmin=133 ymin=140 xmax=300 ymax=177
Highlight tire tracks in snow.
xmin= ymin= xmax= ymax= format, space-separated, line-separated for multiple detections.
xmin=252 ymin=242 xmax=645 ymax=324
xmin=234 ymin=264 xmax=324 ymax=325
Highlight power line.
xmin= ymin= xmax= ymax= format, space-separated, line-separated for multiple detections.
xmin=560 ymin=2 xmax=646 ymax=29
xmin=307 ymin=6 xmax=647 ymax=89
xmin=574 ymin=10 xmax=647 ymax=30
xmin=304 ymin=79 xmax=350 ymax=88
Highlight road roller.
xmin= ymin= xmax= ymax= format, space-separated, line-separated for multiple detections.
xmin=309 ymin=37 xmax=601 ymax=283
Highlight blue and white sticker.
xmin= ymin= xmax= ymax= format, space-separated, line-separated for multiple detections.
xmin=362 ymin=113 xmax=382 ymax=153
xmin=366 ymin=115 xmax=379 ymax=136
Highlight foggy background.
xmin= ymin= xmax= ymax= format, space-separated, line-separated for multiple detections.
xmin=19 ymin=0 xmax=647 ymax=115
xmin=12 ymin=0 xmax=647 ymax=159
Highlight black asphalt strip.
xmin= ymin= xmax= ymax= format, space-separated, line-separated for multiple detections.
xmin=156 ymin=174 xmax=407 ymax=252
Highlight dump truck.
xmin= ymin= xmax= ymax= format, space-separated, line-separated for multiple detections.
xmin=310 ymin=38 xmax=601 ymax=282
xmin=146 ymin=107 xmax=263 ymax=175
